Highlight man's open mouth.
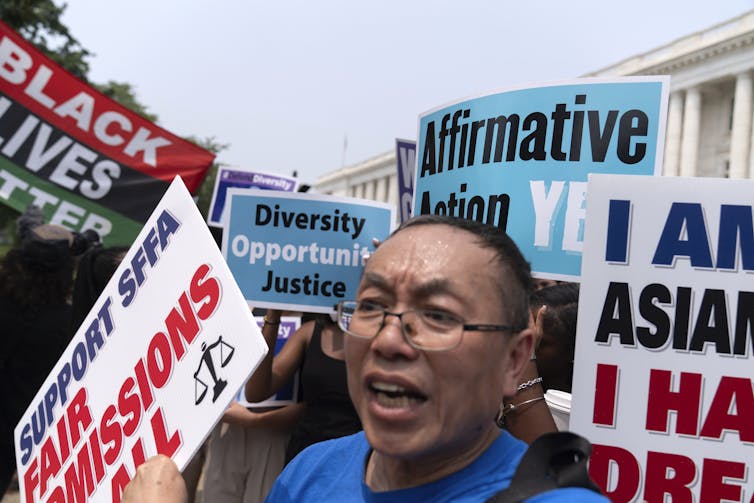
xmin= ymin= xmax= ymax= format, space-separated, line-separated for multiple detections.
xmin=369 ymin=381 xmax=427 ymax=408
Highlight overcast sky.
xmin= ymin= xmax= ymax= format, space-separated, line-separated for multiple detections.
xmin=61 ymin=1 xmax=754 ymax=184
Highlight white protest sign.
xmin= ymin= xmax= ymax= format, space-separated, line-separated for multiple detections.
xmin=571 ymin=174 xmax=754 ymax=502
xmin=15 ymin=178 xmax=268 ymax=503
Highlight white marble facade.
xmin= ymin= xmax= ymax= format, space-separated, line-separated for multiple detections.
xmin=586 ymin=10 xmax=754 ymax=179
xmin=314 ymin=150 xmax=399 ymax=217
xmin=315 ymin=10 xmax=754 ymax=202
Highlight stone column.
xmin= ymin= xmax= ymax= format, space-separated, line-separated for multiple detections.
xmin=664 ymin=91 xmax=684 ymax=176
xmin=387 ymin=174 xmax=398 ymax=209
xmin=679 ymin=87 xmax=701 ymax=177
xmin=730 ymin=72 xmax=753 ymax=178
xmin=376 ymin=176 xmax=388 ymax=203
xmin=747 ymin=87 xmax=754 ymax=178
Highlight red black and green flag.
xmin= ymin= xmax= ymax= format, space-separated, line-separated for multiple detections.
xmin=0 ymin=21 xmax=215 ymax=245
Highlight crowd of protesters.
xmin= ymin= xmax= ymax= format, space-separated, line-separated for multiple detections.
xmin=0 ymin=207 xmax=598 ymax=503
xmin=0 ymin=207 xmax=99 ymax=497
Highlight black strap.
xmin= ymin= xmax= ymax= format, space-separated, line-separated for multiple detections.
xmin=487 ymin=432 xmax=602 ymax=503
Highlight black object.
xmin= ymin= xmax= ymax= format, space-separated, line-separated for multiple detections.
xmin=70 ymin=229 xmax=101 ymax=256
xmin=487 ymin=432 xmax=603 ymax=503
xmin=16 ymin=205 xmax=44 ymax=240
xmin=208 ymin=225 xmax=223 ymax=249
xmin=194 ymin=336 xmax=235 ymax=405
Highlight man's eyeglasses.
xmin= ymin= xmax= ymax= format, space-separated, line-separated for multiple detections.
xmin=335 ymin=300 xmax=524 ymax=351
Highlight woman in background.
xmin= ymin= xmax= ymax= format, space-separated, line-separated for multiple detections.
xmin=531 ymin=283 xmax=579 ymax=393
xmin=245 ymin=310 xmax=362 ymax=463
xmin=0 ymin=218 xmax=79 ymax=497
xmin=529 ymin=282 xmax=580 ymax=431
xmin=70 ymin=244 xmax=128 ymax=334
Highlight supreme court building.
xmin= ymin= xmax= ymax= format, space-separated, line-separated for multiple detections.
xmin=315 ymin=9 xmax=754 ymax=202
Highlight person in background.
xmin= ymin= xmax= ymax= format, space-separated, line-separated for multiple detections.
xmin=0 ymin=212 xmax=81 ymax=498
xmin=528 ymin=283 xmax=580 ymax=431
xmin=264 ymin=215 xmax=606 ymax=502
xmin=496 ymin=279 xmax=574 ymax=444
xmin=204 ymin=308 xmax=357 ymax=502
xmin=499 ymin=319 xmax=558 ymax=443
xmin=531 ymin=283 xmax=579 ymax=394
xmin=69 ymin=243 xmax=128 ymax=334
xmin=245 ymin=310 xmax=362 ymax=464
xmin=533 ymin=277 xmax=559 ymax=291
xmin=202 ymin=400 xmax=304 ymax=503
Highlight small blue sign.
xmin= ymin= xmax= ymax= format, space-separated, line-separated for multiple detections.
xmin=207 ymin=168 xmax=298 ymax=227
xmin=237 ymin=316 xmax=301 ymax=407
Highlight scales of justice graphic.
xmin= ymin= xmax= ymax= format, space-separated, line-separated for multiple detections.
xmin=194 ymin=335 xmax=236 ymax=405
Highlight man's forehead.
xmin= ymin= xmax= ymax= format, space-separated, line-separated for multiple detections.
xmin=378 ymin=224 xmax=477 ymax=253
xmin=374 ymin=224 xmax=498 ymax=264
xmin=366 ymin=226 xmax=446 ymax=271
xmin=362 ymin=224 xmax=502 ymax=293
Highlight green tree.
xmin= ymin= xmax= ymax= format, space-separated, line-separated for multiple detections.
xmin=93 ymin=81 xmax=158 ymax=122
xmin=0 ymin=1 xmax=226 ymax=251
xmin=0 ymin=205 xmax=19 ymax=249
xmin=0 ymin=0 xmax=90 ymax=79
xmin=187 ymin=136 xmax=230 ymax=218
xmin=0 ymin=1 xmax=154 ymax=247
xmin=1 ymin=0 xmax=158 ymax=121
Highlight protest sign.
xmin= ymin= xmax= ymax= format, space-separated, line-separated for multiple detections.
xmin=207 ymin=167 xmax=298 ymax=227
xmin=395 ymin=139 xmax=416 ymax=223
xmin=233 ymin=316 xmax=301 ymax=408
xmin=414 ymin=77 xmax=668 ymax=281
xmin=223 ymin=190 xmax=394 ymax=313
xmin=14 ymin=178 xmax=267 ymax=503
xmin=0 ymin=21 xmax=215 ymax=245
xmin=570 ymin=174 xmax=754 ymax=502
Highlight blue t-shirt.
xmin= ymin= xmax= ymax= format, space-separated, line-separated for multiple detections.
xmin=265 ymin=431 xmax=608 ymax=502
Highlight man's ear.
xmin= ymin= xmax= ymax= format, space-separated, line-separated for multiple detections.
xmin=533 ymin=305 xmax=547 ymax=350
xmin=501 ymin=328 xmax=534 ymax=397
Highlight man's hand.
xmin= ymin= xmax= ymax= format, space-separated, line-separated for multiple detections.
xmin=121 ymin=455 xmax=188 ymax=503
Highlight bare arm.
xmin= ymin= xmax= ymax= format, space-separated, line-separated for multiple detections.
xmin=503 ymin=306 xmax=557 ymax=443
xmin=502 ymin=359 xmax=557 ymax=444
xmin=245 ymin=312 xmax=312 ymax=402
xmin=222 ymin=401 xmax=306 ymax=432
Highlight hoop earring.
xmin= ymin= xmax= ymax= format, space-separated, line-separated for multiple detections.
xmin=495 ymin=399 xmax=505 ymax=429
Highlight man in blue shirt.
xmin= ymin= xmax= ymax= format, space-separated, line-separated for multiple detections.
xmin=265 ymin=215 xmax=607 ymax=502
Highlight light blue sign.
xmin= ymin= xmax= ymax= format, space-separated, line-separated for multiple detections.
xmin=413 ymin=78 xmax=668 ymax=280
xmin=224 ymin=190 xmax=394 ymax=312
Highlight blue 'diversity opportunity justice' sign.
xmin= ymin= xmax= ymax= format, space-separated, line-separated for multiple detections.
xmin=413 ymin=77 xmax=668 ymax=280
xmin=223 ymin=189 xmax=394 ymax=313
